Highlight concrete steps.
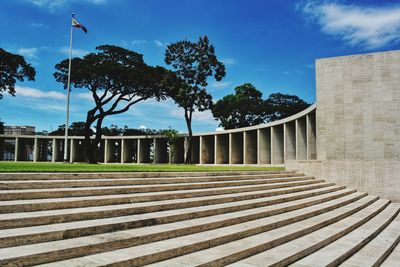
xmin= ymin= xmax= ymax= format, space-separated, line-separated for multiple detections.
xmin=0 ymin=171 xmax=399 ymax=266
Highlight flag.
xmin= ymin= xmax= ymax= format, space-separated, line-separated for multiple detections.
xmin=72 ymin=17 xmax=88 ymax=34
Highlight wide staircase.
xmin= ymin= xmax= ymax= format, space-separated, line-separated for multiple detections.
xmin=0 ymin=170 xmax=399 ymax=266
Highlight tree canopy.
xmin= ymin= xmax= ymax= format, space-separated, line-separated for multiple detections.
xmin=212 ymin=83 xmax=310 ymax=129
xmin=266 ymin=93 xmax=310 ymax=121
xmin=49 ymin=121 xmax=165 ymax=137
xmin=164 ymin=36 xmax=225 ymax=163
xmin=0 ymin=48 xmax=36 ymax=100
xmin=212 ymin=83 xmax=269 ymax=129
xmin=54 ymin=45 xmax=168 ymax=163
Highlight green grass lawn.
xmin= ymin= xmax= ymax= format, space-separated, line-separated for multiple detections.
xmin=0 ymin=162 xmax=284 ymax=173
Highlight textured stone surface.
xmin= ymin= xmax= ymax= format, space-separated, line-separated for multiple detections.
xmin=316 ymin=50 xmax=400 ymax=161
xmin=286 ymin=160 xmax=400 ymax=202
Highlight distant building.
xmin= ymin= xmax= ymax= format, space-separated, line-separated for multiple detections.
xmin=4 ymin=126 xmax=35 ymax=135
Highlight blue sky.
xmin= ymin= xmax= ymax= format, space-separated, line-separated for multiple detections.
xmin=1 ymin=0 xmax=400 ymax=133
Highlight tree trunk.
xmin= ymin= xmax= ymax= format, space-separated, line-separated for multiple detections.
xmin=84 ymin=112 xmax=104 ymax=164
xmin=184 ymin=110 xmax=193 ymax=164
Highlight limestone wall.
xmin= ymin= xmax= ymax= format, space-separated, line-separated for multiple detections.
xmin=316 ymin=50 xmax=400 ymax=160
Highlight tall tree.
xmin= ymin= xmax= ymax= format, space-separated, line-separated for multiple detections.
xmin=266 ymin=93 xmax=310 ymax=121
xmin=165 ymin=36 xmax=225 ymax=163
xmin=212 ymin=83 xmax=269 ymax=129
xmin=0 ymin=48 xmax=36 ymax=100
xmin=54 ymin=45 xmax=167 ymax=163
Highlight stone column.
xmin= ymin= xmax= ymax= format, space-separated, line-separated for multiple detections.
xmin=104 ymin=139 xmax=110 ymax=163
xmin=33 ymin=138 xmax=39 ymax=162
xmin=170 ymin=138 xmax=184 ymax=164
xmin=229 ymin=132 xmax=243 ymax=164
xmin=244 ymin=131 xmax=257 ymax=164
xmin=307 ymin=112 xmax=317 ymax=160
xmin=154 ymin=138 xmax=168 ymax=163
xmin=296 ymin=117 xmax=307 ymax=160
xmin=138 ymin=139 xmax=151 ymax=163
xmin=120 ymin=139 xmax=125 ymax=163
xmin=52 ymin=139 xmax=58 ymax=162
xmin=271 ymin=125 xmax=284 ymax=164
xmin=70 ymin=139 xmax=77 ymax=163
xmin=14 ymin=137 xmax=19 ymax=162
xmin=258 ymin=128 xmax=271 ymax=164
xmin=284 ymin=122 xmax=296 ymax=161
xmin=215 ymin=134 xmax=229 ymax=164
xmin=200 ymin=135 xmax=214 ymax=164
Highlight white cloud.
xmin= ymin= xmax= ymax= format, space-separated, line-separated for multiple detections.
xmin=75 ymin=92 xmax=93 ymax=101
xmin=59 ymin=46 xmax=89 ymax=57
xmin=222 ymin=58 xmax=237 ymax=65
xmin=23 ymin=0 xmax=108 ymax=11
xmin=299 ymin=1 xmax=400 ymax=49
xmin=169 ymin=107 xmax=215 ymax=123
xmin=30 ymin=23 xmax=46 ymax=28
xmin=132 ymin=40 xmax=147 ymax=45
xmin=210 ymin=81 xmax=232 ymax=89
xmin=139 ymin=125 xmax=147 ymax=129
xmin=17 ymin=48 xmax=38 ymax=59
xmin=154 ymin=40 xmax=164 ymax=47
xmin=14 ymin=86 xmax=66 ymax=100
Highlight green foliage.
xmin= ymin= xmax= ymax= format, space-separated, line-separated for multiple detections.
xmin=164 ymin=36 xmax=225 ymax=163
xmin=50 ymin=122 xmax=94 ymax=136
xmin=212 ymin=83 xmax=269 ymax=129
xmin=0 ymin=48 xmax=36 ymax=100
xmin=160 ymin=127 xmax=179 ymax=144
xmin=266 ymin=93 xmax=310 ymax=121
xmin=212 ymin=84 xmax=310 ymax=129
xmin=160 ymin=127 xmax=180 ymax=164
xmin=54 ymin=45 xmax=168 ymax=163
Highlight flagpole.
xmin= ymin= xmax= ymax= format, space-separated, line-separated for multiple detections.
xmin=64 ymin=13 xmax=74 ymax=162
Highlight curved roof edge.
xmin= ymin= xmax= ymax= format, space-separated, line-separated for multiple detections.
xmin=194 ymin=103 xmax=316 ymax=136
xmin=0 ymin=104 xmax=316 ymax=139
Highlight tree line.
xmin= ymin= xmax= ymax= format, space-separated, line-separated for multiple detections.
xmin=0 ymin=37 xmax=309 ymax=163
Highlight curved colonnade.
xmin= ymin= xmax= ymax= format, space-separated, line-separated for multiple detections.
xmin=0 ymin=104 xmax=316 ymax=165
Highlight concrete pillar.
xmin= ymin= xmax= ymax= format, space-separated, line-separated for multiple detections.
xmin=120 ymin=139 xmax=125 ymax=163
xmin=284 ymin=122 xmax=296 ymax=161
xmin=52 ymin=139 xmax=59 ymax=162
xmin=127 ymin=139 xmax=136 ymax=163
xmin=14 ymin=137 xmax=19 ymax=162
xmin=307 ymin=112 xmax=317 ymax=160
xmin=154 ymin=138 xmax=168 ymax=163
xmin=215 ymin=134 xmax=229 ymax=164
xmin=170 ymin=138 xmax=184 ymax=164
xmin=33 ymin=138 xmax=39 ymax=162
xmin=70 ymin=139 xmax=78 ymax=163
xmin=271 ymin=125 xmax=284 ymax=164
xmin=229 ymin=132 xmax=243 ymax=164
xmin=200 ymin=135 xmax=214 ymax=164
xmin=104 ymin=139 xmax=110 ymax=163
xmin=121 ymin=139 xmax=135 ymax=163
xmin=258 ymin=128 xmax=271 ymax=164
xmin=138 ymin=139 xmax=151 ymax=163
xmin=296 ymin=117 xmax=307 ymax=160
xmin=244 ymin=130 xmax=257 ymax=164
